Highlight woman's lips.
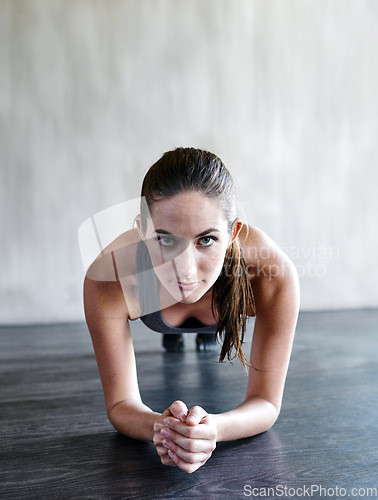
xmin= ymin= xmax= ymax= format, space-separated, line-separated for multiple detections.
xmin=177 ymin=281 xmax=200 ymax=291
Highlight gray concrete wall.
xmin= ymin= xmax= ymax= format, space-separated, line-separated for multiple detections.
xmin=1 ymin=0 xmax=377 ymax=323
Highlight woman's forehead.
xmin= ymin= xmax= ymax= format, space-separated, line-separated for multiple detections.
xmin=148 ymin=192 xmax=228 ymax=233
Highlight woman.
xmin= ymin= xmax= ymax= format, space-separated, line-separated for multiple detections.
xmin=84 ymin=147 xmax=300 ymax=474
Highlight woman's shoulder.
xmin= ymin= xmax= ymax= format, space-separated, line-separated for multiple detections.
xmin=85 ymin=228 xmax=140 ymax=282
xmin=238 ymin=224 xmax=298 ymax=285
xmin=84 ymin=228 xmax=142 ymax=321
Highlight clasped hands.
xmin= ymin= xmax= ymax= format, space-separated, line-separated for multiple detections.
xmin=153 ymin=400 xmax=217 ymax=474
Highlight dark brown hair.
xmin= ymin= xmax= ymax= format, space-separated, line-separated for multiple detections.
xmin=141 ymin=147 xmax=255 ymax=369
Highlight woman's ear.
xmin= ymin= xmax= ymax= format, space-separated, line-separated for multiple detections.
xmin=135 ymin=214 xmax=146 ymax=241
xmin=228 ymin=219 xmax=243 ymax=246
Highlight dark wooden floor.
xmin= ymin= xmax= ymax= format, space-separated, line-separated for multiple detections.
xmin=0 ymin=310 xmax=377 ymax=500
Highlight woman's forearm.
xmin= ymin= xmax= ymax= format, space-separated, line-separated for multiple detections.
xmin=108 ymin=400 xmax=161 ymax=441
xmin=108 ymin=396 xmax=278 ymax=443
xmin=212 ymin=397 xmax=279 ymax=442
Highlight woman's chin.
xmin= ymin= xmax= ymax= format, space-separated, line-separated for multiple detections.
xmin=178 ymin=294 xmax=200 ymax=304
xmin=174 ymin=288 xmax=201 ymax=304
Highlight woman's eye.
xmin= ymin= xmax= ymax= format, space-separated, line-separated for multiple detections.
xmin=157 ymin=236 xmax=177 ymax=247
xmin=199 ymin=236 xmax=216 ymax=247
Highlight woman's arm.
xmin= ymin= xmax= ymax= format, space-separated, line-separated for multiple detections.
xmin=84 ymin=260 xmax=215 ymax=471
xmin=158 ymin=248 xmax=300 ymax=449
xmin=84 ymin=276 xmax=160 ymax=441
xmin=214 ymin=250 xmax=299 ymax=440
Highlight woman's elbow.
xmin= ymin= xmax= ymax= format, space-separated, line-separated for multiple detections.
xmin=264 ymin=400 xmax=281 ymax=432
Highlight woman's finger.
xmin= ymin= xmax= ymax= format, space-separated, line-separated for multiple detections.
xmin=160 ymin=426 xmax=208 ymax=453
xmin=160 ymin=422 xmax=217 ymax=454
xmin=156 ymin=444 xmax=175 ymax=463
xmin=162 ymin=416 xmax=216 ymax=440
xmin=185 ymin=405 xmax=207 ymax=426
xmin=162 ymin=438 xmax=209 ymax=464
xmin=167 ymin=449 xmax=207 ymax=474
xmin=168 ymin=400 xmax=189 ymax=422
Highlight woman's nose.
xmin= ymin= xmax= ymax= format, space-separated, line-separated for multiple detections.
xmin=174 ymin=244 xmax=197 ymax=279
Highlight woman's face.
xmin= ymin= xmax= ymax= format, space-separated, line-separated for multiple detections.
xmin=139 ymin=191 xmax=238 ymax=305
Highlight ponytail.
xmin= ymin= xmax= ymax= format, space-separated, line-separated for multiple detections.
xmin=212 ymin=237 xmax=255 ymax=371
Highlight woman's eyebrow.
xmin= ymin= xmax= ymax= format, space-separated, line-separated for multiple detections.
xmin=154 ymin=228 xmax=220 ymax=237
xmin=196 ymin=228 xmax=220 ymax=237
